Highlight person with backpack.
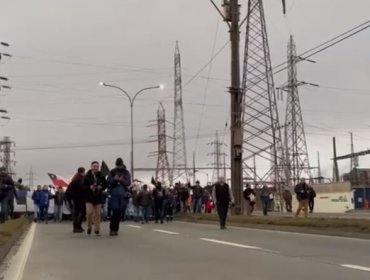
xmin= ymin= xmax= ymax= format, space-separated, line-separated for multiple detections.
xmin=107 ymin=158 xmax=131 ymax=236
xmin=243 ymin=184 xmax=256 ymax=215
xmin=294 ymin=179 xmax=310 ymax=218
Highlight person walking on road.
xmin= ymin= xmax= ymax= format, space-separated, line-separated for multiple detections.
xmin=53 ymin=186 xmax=66 ymax=223
xmin=32 ymin=185 xmax=42 ymax=222
xmin=294 ymin=179 xmax=310 ymax=218
xmin=66 ymin=167 xmax=86 ymax=233
xmin=260 ymin=185 xmax=270 ymax=216
xmin=0 ymin=167 xmax=15 ymax=223
xmin=243 ymin=184 xmax=256 ymax=215
xmin=152 ymin=181 xmax=166 ymax=224
xmin=83 ymin=161 xmax=106 ymax=236
xmin=190 ymin=180 xmax=203 ymax=214
xmin=107 ymin=158 xmax=131 ymax=236
xmin=137 ymin=184 xmax=152 ymax=224
xmin=308 ymin=186 xmax=316 ymax=213
xmin=39 ymin=185 xmax=51 ymax=223
xmin=212 ymin=177 xmax=234 ymax=230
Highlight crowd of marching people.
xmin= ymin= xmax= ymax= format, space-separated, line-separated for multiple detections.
xmin=30 ymin=158 xmax=218 ymax=236
xmin=1 ymin=156 xmax=317 ymax=233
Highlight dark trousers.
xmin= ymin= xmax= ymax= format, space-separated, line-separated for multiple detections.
xmin=154 ymin=200 xmax=164 ymax=222
xmin=110 ymin=209 xmax=122 ymax=232
xmin=216 ymin=203 xmax=229 ymax=227
xmin=309 ymin=199 xmax=314 ymax=213
xmin=72 ymin=199 xmax=85 ymax=230
xmin=285 ymin=200 xmax=292 ymax=212
xmin=39 ymin=205 xmax=48 ymax=221
xmin=262 ymin=200 xmax=269 ymax=216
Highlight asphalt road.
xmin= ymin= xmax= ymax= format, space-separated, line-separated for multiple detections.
xmin=4 ymin=220 xmax=370 ymax=280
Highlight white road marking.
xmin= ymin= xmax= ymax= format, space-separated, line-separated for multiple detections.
xmin=200 ymin=238 xmax=262 ymax=250
xmin=127 ymin=225 xmax=142 ymax=229
xmin=153 ymin=229 xmax=180 ymax=235
xmin=4 ymin=223 xmax=36 ymax=280
xmin=341 ymin=264 xmax=370 ymax=272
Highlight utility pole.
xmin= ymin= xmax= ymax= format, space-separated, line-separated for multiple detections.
xmin=332 ymin=137 xmax=340 ymax=182
xmin=223 ymin=0 xmax=243 ymax=215
xmin=26 ymin=165 xmax=36 ymax=189
xmin=317 ymin=152 xmax=322 ymax=183
xmin=193 ymin=152 xmax=196 ymax=185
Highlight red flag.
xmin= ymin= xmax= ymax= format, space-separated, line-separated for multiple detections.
xmin=48 ymin=173 xmax=69 ymax=187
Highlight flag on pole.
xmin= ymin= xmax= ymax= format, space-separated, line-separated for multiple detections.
xmin=47 ymin=173 xmax=69 ymax=187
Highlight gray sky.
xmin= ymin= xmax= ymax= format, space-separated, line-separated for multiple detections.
xmin=0 ymin=0 xmax=369 ymax=186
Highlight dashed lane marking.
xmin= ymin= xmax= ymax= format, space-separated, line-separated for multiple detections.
xmin=200 ymin=238 xmax=262 ymax=250
xmin=153 ymin=229 xmax=180 ymax=235
xmin=127 ymin=225 xmax=142 ymax=229
xmin=341 ymin=264 xmax=370 ymax=272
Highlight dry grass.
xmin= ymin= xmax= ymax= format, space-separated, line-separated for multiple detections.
xmin=0 ymin=218 xmax=30 ymax=246
xmin=177 ymin=214 xmax=370 ymax=234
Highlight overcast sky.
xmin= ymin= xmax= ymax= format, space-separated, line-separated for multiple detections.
xmin=0 ymin=0 xmax=369 ymax=186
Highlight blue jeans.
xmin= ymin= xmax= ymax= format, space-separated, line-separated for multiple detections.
xmin=192 ymin=198 xmax=202 ymax=214
xmin=262 ymin=200 xmax=269 ymax=216
xmin=54 ymin=205 xmax=63 ymax=222
xmin=140 ymin=206 xmax=151 ymax=222
xmin=39 ymin=205 xmax=48 ymax=222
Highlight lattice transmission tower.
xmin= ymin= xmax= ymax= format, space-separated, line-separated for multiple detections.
xmin=172 ymin=41 xmax=188 ymax=183
xmin=241 ymin=0 xmax=286 ymax=192
xmin=0 ymin=136 xmax=16 ymax=178
xmin=283 ymin=35 xmax=312 ymax=187
xmin=155 ymin=103 xmax=172 ymax=186
xmin=207 ymin=131 xmax=227 ymax=183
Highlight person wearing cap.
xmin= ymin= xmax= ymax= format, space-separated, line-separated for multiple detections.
xmin=0 ymin=167 xmax=15 ymax=223
xmin=107 ymin=158 xmax=131 ymax=236
xmin=190 ymin=180 xmax=203 ymax=214
xmin=212 ymin=177 xmax=234 ymax=230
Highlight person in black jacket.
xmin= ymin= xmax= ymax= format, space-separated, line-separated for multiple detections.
xmin=243 ymin=184 xmax=256 ymax=215
xmin=66 ymin=167 xmax=86 ymax=233
xmin=294 ymin=179 xmax=309 ymax=218
xmin=152 ymin=181 xmax=166 ymax=224
xmin=83 ymin=161 xmax=106 ymax=236
xmin=107 ymin=158 xmax=131 ymax=236
xmin=0 ymin=167 xmax=15 ymax=223
xmin=212 ymin=177 xmax=234 ymax=229
xmin=308 ymin=186 xmax=316 ymax=213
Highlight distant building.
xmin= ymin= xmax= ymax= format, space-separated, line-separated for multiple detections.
xmin=343 ymin=168 xmax=370 ymax=186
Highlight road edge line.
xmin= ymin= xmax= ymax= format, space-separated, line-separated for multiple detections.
xmin=4 ymin=222 xmax=36 ymax=280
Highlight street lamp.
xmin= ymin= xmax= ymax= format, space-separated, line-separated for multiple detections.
xmin=99 ymin=82 xmax=164 ymax=179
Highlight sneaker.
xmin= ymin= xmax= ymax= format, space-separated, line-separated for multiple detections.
xmin=73 ymin=228 xmax=84 ymax=233
xmin=94 ymin=230 xmax=100 ymax=236
xmin=109 ymin=231 xmax=116 ymax=236
xmin=87 ymin=228 xmax=92 ymax=235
